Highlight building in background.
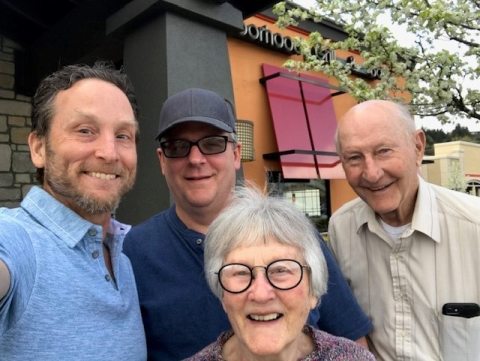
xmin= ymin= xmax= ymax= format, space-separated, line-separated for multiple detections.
xmin=422 ymin=141 xmax=480 ymax=196
xmin=0 ymin=0 xmax=382 ymax=231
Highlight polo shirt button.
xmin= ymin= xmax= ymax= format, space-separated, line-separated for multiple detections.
xmin=195 ymin=239 xmax=202 ymax=245
xmin=92 ymin=250 xmax=100 ymax=259
xmin=88 ymin=229 xmax=97 ymax=237
xmin=105 ymin=274 xmax=111 ymax=282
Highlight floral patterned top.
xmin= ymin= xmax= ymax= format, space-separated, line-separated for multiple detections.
xmin=183 ymin=325 xmax=375 ymax=361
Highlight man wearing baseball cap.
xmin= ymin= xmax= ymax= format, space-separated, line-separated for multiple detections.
xmin=123 ymin=88 xmax=372 ymax=360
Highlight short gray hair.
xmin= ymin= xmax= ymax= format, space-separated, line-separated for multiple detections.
xmin=204 ymin=186 xmax=328 ymax=303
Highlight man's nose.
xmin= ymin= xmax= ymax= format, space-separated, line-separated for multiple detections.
xmin=362 ymin=156 xmax=383 ymax=183
xmin=187 ymin=144 xmax=206 ymax=164
xmin=95 ymin=134 xmax=119 ymax=162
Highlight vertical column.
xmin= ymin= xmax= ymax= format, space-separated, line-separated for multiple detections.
xmin=115 ymin=3 xmax=243 ymax=224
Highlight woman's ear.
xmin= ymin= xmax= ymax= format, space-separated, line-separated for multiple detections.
xmin=28 ymin=132 xmax=46 ymax=169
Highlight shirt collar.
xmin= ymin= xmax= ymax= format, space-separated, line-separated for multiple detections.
xmin=353 ymin=176 xmax=441 ymax=243
xmin=21 ymin=186 xmax=130 ymax=248
xmin=411 ymin=176 xmax=441 ymax=242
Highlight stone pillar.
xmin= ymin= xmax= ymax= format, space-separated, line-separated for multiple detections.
xmin=109 ymin=0 xmax=244 ymax=224
xmin=0 ymin=35 xmax=36 ymax=208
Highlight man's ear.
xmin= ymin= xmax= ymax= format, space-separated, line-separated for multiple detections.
xmin=157 ymin=148 xmax=166 ymax=175
xmin=233 ymin=142 xmax=242 ymax=171
xmin=28 ymin=132 xmax=46 ymax=168
xmin=414 ymin=129 xmax=426 ymax=167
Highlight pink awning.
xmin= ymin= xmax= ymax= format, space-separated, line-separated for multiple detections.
xmin=261 ymin=64 xmax=345 ymax=179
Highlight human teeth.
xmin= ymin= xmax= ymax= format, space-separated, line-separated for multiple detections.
xmin=249 ymin=313 xmax=280 ymax=321
xmin=90 ymin=172 xmax=116 ymax=180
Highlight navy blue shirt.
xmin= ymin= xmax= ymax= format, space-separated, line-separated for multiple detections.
xmin=124 ymin=206 xmax=371 ymax=361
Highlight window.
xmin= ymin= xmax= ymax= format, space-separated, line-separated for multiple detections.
xmin=466 ymin=180 xmax=480 ymax=196
xmin=267 ymin=171 xmax=330 ymax=232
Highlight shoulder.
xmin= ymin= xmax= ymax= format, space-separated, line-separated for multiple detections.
xmin=124 ymin=209 xmax=170 ymax=245
xmin=328 ymin=197 xmax=370 ymax=236
xmin=182 ymin=343 xmax=217 ymax=361
xmin=428 ymin=182 xmax=480 ymax=222
xmin=0 ymin=211 xmax=34 ymax=249
xmin=182 ymin=330 xmax=231 ymax=361
xmin=123 ymin=208 xmax=179 ymax=266
xmin=330 ymin=197 xmax=366 ymax=221
xmin=309 ymin=327 xmax=375 ymax=360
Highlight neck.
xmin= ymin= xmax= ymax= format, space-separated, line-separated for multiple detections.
xmin=42 ymin=183 xmax=112 ymax=235
xmin=84 ymin=213 xmax=111 ymax=238
xmin=175 ymin=205 xmax=219 ymax=234
xmin=223 ymin=332 xmax=313 ymax=361
xmin=380 ymin=182 xmax=419 ymax=227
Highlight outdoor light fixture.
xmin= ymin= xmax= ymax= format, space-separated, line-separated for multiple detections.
xmin=236 ymin=119 xmax=255 ymax=162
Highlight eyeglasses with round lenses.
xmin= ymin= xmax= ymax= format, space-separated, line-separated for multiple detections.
xmin=160 ymin=135 xmax=234 ymax=158
xmin=217 ymin=259 xmax=310 ymax=294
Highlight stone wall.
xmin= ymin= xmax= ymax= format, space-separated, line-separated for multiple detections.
xmin=0 ymin=35 xmax=36 ymax=208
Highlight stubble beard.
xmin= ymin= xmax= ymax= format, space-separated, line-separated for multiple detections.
xmin=46 ymin=174 xmax=122 ymax=215
xmin=44 ymin=145 xmax=136 ymax=216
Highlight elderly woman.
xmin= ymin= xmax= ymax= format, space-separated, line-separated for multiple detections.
xmin=185 ymin=186 xmax=374 ymax=361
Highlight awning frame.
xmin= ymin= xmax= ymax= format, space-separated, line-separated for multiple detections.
xmin=260 ymin=70 xmax=345 ymax=173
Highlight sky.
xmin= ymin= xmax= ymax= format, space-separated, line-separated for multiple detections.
xmin=293 ymin=0 xmax=480 ymax=132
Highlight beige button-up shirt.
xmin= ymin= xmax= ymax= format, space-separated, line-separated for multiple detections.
xmin=329 ymin=177 xmax=480 ymax=361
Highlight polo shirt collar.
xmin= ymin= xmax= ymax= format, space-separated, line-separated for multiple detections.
xmin=21 ymin=186 xmax=106 ymax=248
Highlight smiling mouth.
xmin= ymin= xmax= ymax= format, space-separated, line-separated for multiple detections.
xmin=369 ymin=182 xmax=393 ymax=192
xmin=186 ymin=175 xmax=210 ymax=181
xmin=86 ymin=172 xmax=118 ymax=180
xmin=247 ymin=313 xmax=283 ymax=322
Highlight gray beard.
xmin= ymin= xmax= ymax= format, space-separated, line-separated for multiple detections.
xmin=45 ymin=174 xmax=120 ymax=215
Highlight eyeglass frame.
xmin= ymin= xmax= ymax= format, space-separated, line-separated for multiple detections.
xmin=216 ymin=258 xmax=311 ymax=294
xmin=159 ymin=134 xmax=236 ymax=158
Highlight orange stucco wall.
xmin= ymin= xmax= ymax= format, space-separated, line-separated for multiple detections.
xmin=227 ymin=15 xmax=360 ymax=212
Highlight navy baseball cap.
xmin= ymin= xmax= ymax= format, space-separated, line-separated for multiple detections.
xmin=156 ymin=88 xmax=236 ymax=140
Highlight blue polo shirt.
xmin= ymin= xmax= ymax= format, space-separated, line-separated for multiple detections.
xmin=0 ymin=186 xmax=146 ymax=361
xmin=124 ymin=206 xmax=372 ymax=361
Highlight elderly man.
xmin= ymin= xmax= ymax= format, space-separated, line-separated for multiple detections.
xmin=329 ymin=99 xmax=480 ymax=361
xmin=123 ymin=88 xmax=372 ymax=360
xmin=0 ymin=63 xmax=146 ymax=360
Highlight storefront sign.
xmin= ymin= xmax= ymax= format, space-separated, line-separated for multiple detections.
xmin=239 ymin=23 xmax=382 ymax=79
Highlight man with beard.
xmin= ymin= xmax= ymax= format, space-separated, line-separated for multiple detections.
xmin=0 ymin=63 xmax=146 ymax=360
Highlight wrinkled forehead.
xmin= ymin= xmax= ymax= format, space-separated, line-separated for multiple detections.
xmin=224 ymin=237 xmax=304 ymax=263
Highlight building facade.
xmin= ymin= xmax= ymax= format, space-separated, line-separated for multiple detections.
xmin=0 ymin=0 xmax=375 ymax=230
xmin=422 ymin=141 xmax=480 ymax=196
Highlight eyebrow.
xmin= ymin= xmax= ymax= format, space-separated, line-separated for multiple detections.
xmin=72 ymin=110 xmax=137 ymax=128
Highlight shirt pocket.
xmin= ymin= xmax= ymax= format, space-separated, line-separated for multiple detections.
xmin=439 ymin=314 xmax=480 ymax=361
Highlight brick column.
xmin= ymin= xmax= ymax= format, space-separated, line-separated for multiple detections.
xmin=0 ymin=35 xmax=36 ymax=208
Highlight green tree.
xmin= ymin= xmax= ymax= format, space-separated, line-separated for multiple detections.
xmin=447 ymin=160 xmax=467 ymax=192
xmin=423 ymin=125 xmax=479 ymax=155
xmin=273 ymin=1 xmax=480 ymax=123
xmin=450 ymin=123 xmax=474 ymax=141
xmin=423 ymin=128 xmax=448 ymax=154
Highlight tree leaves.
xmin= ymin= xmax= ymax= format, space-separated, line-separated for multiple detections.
xmin=273 ymin=0 xmax=480 ymax=122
